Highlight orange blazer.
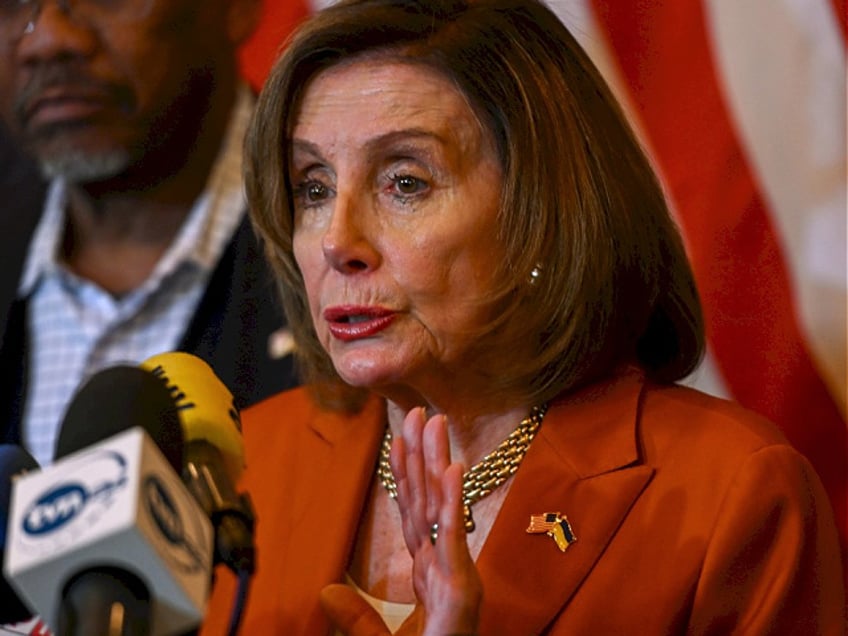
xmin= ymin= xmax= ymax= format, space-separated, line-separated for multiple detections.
xmin=200 ymin=370 xmax=845 ymax=634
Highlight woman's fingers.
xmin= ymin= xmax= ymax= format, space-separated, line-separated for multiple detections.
xmin=422 ymin=414 xmax=451 ymax=528
xmin=436 ymin=462 xmax=466 ymax=569
xmin=391 ymin=407 xmax=430 ymax=549
xmin=391 ymin=408 xmax=453 ymax=552
xmin=391 ymin=433 xmax=425 ymax=553
xmin=427 ymin=464 xmax=482 ymax=635
xmin=387 ymin=407 xmax=483 ymax=635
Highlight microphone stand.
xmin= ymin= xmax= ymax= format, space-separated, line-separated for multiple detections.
xmin=58 ymin=567 xmax=151 ymax=636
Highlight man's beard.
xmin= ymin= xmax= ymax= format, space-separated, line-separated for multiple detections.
xmin=35 ymin=140 xmax=131 ymax=183
xmin=14 ymin=67 xmax=135 ymax=183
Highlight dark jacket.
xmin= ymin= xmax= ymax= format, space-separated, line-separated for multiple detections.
xmin=0 ymin=172 xmax=299 ymax=444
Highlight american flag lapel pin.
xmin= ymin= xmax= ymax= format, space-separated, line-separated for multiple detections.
xmin=526 ymin=512 xmax=577 ymax=552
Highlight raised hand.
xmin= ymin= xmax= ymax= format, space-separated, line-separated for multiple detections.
xmin=320 ymin=407 xmax=482 ymax=636
xmin=390 ymin=407 xmax=482 ymax=636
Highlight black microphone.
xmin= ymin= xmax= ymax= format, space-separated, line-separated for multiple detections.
xmin=4 ymin=366 xmax=214 ymax=636
xmin=0 ymin=444 xmax=39 ymax=625
xmin=54 ymin=365 xmax=183 ymax=470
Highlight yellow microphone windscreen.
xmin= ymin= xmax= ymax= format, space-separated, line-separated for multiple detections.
xmin=141 ymin=352 xmax=245 ymax=482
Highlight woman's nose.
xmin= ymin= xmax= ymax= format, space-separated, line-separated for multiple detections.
xmin=321 ymin=194 xmax=380 ymax=275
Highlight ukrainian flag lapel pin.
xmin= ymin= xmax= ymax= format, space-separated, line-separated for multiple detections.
xmin=526 ymin=512 xmax=577 ymax=552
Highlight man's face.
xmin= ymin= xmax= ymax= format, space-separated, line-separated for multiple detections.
xmin=0 ymin=0 xmax=238 ymax=183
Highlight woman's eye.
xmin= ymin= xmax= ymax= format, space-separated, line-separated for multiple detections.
xmin=391 ymin=174 xmax=428 ymax=196
xmin=306 ymin=181 xmax=328 ymax=201
xmin=293 ymin=179 xmax=331 ymax=205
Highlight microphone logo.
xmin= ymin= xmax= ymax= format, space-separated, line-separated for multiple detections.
xmin=23 ymin=484 xmax=85 ymax=535
xmin=20 ymin=450 xmax=128 ymax=553
xmin=143 ymin=476 xmax=207 ymax=574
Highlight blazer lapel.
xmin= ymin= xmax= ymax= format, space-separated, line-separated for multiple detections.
xmin=477 ymin=371 xmax=654 ymax=634
xmin=278 ymin=395 xmax=387 ymax=634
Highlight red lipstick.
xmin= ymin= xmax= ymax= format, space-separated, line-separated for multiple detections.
xmin=323 ymin=306 xmax=396 ymax=341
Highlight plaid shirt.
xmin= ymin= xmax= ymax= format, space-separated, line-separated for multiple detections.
xmin=17 ymin=88 xmax=254 ymax=466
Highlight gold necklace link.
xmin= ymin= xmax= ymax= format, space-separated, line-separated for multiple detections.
xmin=377 ymin=404 xmax=548 ymax=533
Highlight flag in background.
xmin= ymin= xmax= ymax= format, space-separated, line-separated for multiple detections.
xmin=239 ymin=0 xmax=847 ymax=550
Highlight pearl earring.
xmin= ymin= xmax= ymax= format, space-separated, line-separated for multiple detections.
xmin=529 ymin=264 xmax=543 ymax=285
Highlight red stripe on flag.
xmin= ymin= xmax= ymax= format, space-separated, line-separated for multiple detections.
xmin=831 ymin=0 xmax=847 ymax=41
xmin=590 ymin=0 xmax=847 ymax=549
xmin=239 ymin=0 xmax=311 ymax=90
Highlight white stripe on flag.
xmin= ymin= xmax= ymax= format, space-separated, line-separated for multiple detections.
xmin=702 ymin=0 xmax=846 ymax=410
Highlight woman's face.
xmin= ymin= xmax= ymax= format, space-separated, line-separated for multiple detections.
xmin=291 ymin=58 xmax=504 ymax=406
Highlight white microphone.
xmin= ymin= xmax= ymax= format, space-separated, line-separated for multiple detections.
xmin=0 ymin=445 xmax=39 ymax=626
xmin=3 ymin=366 xmax=214 ymax=636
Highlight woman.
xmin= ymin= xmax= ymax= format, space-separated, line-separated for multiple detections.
xmin=202 ymin=0 xmax=844 ymax=633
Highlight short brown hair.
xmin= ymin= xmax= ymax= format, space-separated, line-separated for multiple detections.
xmin=246 ymin=0 xmax=704 ymax=411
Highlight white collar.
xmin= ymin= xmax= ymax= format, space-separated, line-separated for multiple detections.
xmin=18 ymin=85 xmax=255 ymax=297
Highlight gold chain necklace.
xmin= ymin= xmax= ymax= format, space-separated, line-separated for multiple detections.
xmin=377 ymin=404 xmax=548 ymax=533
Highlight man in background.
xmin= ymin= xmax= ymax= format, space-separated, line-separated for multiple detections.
xmin=0 ymin=0 xmax=297 ymax=467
